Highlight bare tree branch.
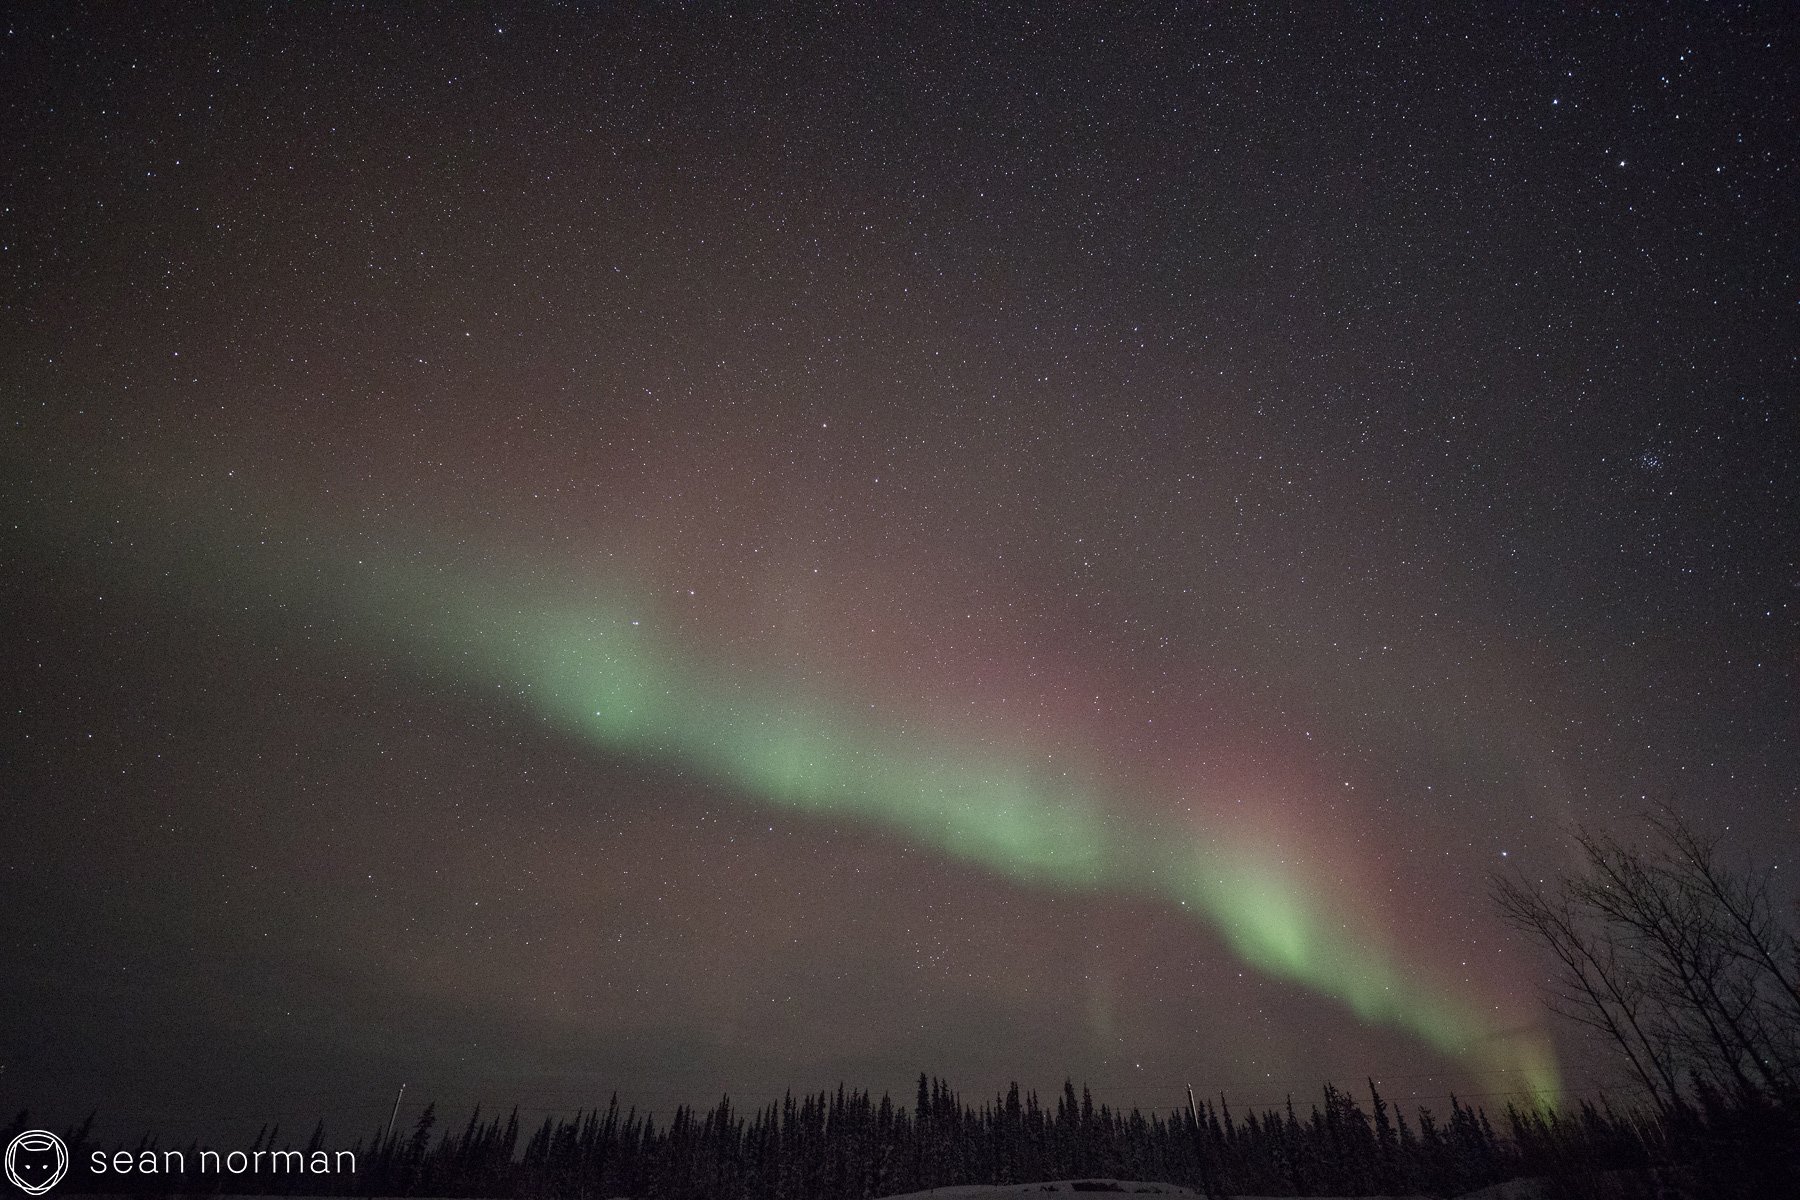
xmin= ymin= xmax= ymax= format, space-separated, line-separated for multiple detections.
xmin=1493 ymin=814 xmax=1800 ymax=1114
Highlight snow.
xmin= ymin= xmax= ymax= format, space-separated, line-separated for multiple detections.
xmin=874 ymin=1186 xmax=1456 ymax=1200
xmin=878 ymin=1184 xmax=1204 ymax=1200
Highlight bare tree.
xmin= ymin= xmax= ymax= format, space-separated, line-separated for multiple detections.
xmin=1493 ymin=812 xmax=1799 ymax=1112
xmin=1493 ymin=869 xmax=1682 ymax=1115
xmin=1648 ymin=812 xmax=1800 ymax=1082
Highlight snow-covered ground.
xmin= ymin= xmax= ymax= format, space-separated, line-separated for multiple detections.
xmin=873 ymin=1183 xmax=1538 ymax=1200
xmin=874 ymin=1182 xmax=1447 ymax=1200
xmin=877 ymin=1184 xmax=1204 ymax=1200
xmin=875 ymin=1176 xmax=1559 ymax=1200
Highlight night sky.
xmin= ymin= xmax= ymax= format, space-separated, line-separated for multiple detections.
xmin=4 ymin=4 xmax=1796 ymax=1144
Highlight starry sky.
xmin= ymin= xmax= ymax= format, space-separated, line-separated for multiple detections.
xmin=3 ymin=3 xmax=1796 ymax=1143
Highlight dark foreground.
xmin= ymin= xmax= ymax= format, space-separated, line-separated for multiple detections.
xmin=15 ymin=1076 xmax=1797 ymax=1198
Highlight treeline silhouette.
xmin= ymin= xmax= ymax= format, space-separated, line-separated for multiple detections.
xmin=17 ymin=1072 xmax=1794 ymax=1198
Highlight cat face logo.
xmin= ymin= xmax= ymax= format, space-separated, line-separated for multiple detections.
xmin=5 ymin=1131 xmax=68 ymax=1195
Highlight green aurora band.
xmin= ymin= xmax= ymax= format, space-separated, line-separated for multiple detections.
xmin=30 ymin=477 xmax=1560 ymax=1101
xmin=405 ymin=571 xmax=1559 ymax=1101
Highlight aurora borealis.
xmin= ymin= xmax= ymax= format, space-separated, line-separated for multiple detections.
xmin=5 ymin=3 xmax=1795 ymax=1147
